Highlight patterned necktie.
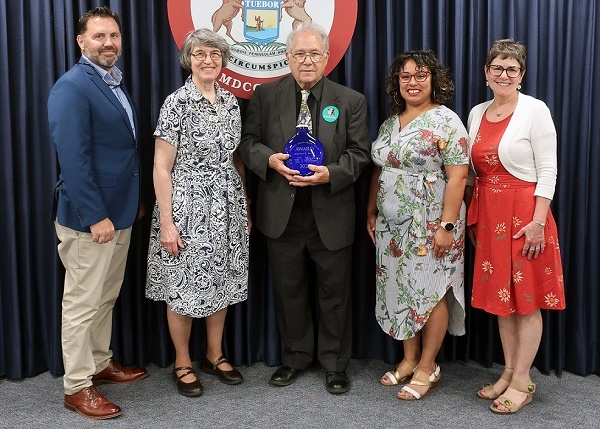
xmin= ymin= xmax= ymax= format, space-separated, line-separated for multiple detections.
xmin=297 ymin=89 xmax=312 ymax=132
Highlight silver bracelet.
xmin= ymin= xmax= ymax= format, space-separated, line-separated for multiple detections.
xmin=532 ymin=220 xmax=546 ymax=227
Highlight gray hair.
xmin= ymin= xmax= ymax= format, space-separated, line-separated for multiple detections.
xmin=486 ymin=38 xmax=526 ymax=70
xmin=179 ymin=28 xmax=230 ymax=70
xmin=286 ymin=22 xmax=329 ymax=52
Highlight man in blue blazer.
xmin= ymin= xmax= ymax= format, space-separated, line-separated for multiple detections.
xmin=239 ymin=23 xmax=371 ymax=394
xmin=48 ymin=7 xmax=146 ymax=420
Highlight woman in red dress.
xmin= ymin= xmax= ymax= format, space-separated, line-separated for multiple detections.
xmin=466 ymin=39 xmax=565 ymax=415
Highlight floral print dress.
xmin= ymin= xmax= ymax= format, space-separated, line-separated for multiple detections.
xmin=146 ymin=78 xmax=249 ymax=318
xmin=372 ymin=106 xmax=470 ymax=340
xmin=468 ymin=114 xmax=565 ymax=316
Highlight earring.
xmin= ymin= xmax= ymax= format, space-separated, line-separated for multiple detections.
xmin=432 ymin=90 xmax=436 ymax=99
xmin=517 ymin=84 xmax=522 ymax=90
xmin=486 ymin=81 xmax=489 ymax=87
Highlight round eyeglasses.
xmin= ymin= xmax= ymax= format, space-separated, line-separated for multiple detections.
xmin=398 ymin=71 xmax=431 ymax=83
xmin=487 ymin=64 xmax=522 ymax=78
xmin=191 ymin=51 xmax=222 ymax=62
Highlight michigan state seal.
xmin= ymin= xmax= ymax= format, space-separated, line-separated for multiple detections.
xmin=168 ymin=0 xmax=358 ymax=98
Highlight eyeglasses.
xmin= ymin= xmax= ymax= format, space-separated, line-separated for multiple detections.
xmin=487 ymin=64 xmax=522 ymax=78
xmin=398 ymin=71 xmax=431 ymax=83
xmin=290 ymin=51 xmax=325 ymax=63
xmin=191 ymin=51 xmax=222 ymax=62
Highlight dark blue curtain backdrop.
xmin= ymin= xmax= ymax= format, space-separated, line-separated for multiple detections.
xmin=1 ymin=0 xmax=598 ymax=380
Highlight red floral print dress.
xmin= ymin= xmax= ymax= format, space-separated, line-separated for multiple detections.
xmin=468 ymin=113 xmax=565 ymax=316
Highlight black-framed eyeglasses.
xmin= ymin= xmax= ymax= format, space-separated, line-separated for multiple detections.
xmin=291 ymin=51 xmax=325 ymax=63
xmin=191 ymin=51 xmax=222 ymax=62
xmin=487 ymin=64 xmax=522 ymax=78
xmin=398 ymin=71 xmax=431 ymax=83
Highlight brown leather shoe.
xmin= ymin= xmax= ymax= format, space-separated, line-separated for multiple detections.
xmin=91 ymin=360 xmax=148 ymax=385
xmin=64 ymin=386 xmax=122 ymax=420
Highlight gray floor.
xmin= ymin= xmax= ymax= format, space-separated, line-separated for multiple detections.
xmin=0 ymin=359 xmax=598 ymax=428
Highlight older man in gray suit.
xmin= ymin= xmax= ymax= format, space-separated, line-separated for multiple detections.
xmin=239 ymin=23 xmax=370 ymax=394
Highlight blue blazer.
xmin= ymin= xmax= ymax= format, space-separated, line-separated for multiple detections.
xmin=48 ymin=58 xmax=140 ymax=232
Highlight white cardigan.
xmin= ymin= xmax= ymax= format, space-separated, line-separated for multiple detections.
xmin=467 ymin=92 xmax=558 ymax=200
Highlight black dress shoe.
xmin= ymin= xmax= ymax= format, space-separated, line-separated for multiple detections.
xmin=173 ymin=366 xmax=203 ymax=397
xmin=269 ymin=365 xmax=303 ymax=387
xmin=201 ymin=356 xmax=243 ymax=385
xmin=326 ymin=371 xmax=350 ymax=394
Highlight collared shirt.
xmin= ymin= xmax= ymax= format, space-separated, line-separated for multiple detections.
xmin=82 ymin=55 xmax=136 ymax=138
xmin=154 ymin=76 xmax=240 ymax=158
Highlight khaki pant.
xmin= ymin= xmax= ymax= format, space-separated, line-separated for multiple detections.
xmin=55 ymin=222 xmax=132 ymax=395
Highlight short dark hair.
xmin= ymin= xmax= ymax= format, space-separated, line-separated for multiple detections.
xmin=78 ymin=7 xmax=121 ymax=35
xmin=386 ymin=50 xmax=454 ymax=115
xmin=485 ymin=39 xmax=526 ymax=70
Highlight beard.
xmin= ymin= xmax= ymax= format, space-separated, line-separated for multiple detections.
xmin=82 ymin=43 xmax=121 ymax=70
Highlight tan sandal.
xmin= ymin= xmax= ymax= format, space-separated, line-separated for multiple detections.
xmin=477 ymin=369 xmax=513 ymax=399
xmin=489 ymin=379 xmax=536 ymax=414
xmin=397 ymin=364 xmax=441 ymax=401
xmin=380 ymin=360 xmax=416 ymax=386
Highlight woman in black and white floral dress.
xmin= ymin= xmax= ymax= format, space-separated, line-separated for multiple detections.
xmin=146 ymin=29 xmax=249 ymax=397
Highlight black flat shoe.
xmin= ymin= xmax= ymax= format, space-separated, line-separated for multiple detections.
xmin=269 ymin=365 xmax=303 ymax=387
xmin=326 ymin=371 xmax=349 ymax=394
xmin=201 ymin=356 xmax=243 ymax=385
xmin=172 ymin=366 xmax=203 ymax=397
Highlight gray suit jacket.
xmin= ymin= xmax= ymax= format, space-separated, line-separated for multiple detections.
xmin=239 ymin=75 xmax=370 ymax=251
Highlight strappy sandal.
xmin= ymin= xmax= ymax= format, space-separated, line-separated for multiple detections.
xmin=477 ymin=369 xmax=513 ymax=399
xmin=397 ymin=364 xmax=441 ymax=401
xmin=489 ymin=379 xmax=536 ymax=414
xmin=172 ymin=366 xmax=203 ymax=397
xmin=380 ymin=360 xmax=416 ymax=386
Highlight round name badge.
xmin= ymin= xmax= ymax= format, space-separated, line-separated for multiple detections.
xmin=322 ymin=106 xmax=339 ymax=123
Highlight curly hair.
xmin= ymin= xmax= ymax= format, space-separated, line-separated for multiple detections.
xmin=386 ymin=50 xmax=454 ymax=115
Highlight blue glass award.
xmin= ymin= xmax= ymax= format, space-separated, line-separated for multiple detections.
xmin=283 ymin=125 xmax=324 ymax=176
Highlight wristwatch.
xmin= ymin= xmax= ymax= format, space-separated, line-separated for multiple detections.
xmin=440 ymin=221 xmax=455 ymax=232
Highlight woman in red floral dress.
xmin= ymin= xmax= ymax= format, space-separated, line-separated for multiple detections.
xmin=466 ymin=39 xmax=565 ymax=415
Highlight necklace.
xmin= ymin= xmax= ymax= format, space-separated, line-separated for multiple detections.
xmin=493 ymin=96 xmax=517 ymax=118
xmin=494 ymin=103 xmax=503 ymax=117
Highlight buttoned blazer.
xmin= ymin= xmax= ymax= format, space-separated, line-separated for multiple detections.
xmin=48 ymin=58 xmax=140 ymax=232
xmin=240 ymin=75 xmax=371 ymax=251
